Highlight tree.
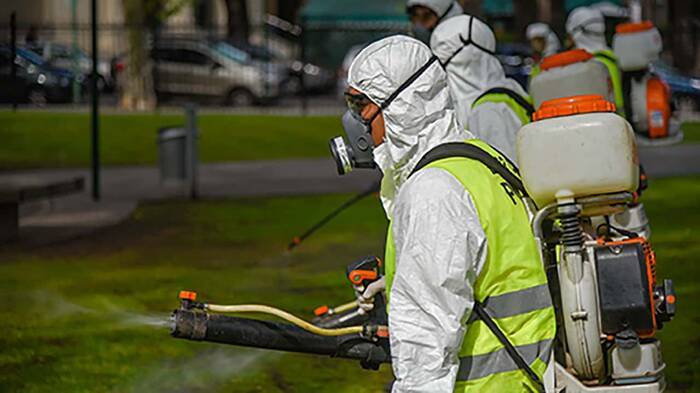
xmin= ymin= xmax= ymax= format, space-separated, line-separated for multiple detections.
xmin=223 ymin=0 xmax=250 ymax=45
xmin=119 ymin=0 xmax=190 ymax=110
xmin=513 ymin=0 xmax=538 ymax=40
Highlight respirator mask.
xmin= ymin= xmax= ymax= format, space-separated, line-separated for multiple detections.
xmin=329 ymin=109 xmax=377 ymax=175
xmin=329 ymin=55 xmax=439 ymax=175
xmin=407 ymin=3 xmax=456 ymax=45
xmin=411 ymin=24 xmax=433 ymax=46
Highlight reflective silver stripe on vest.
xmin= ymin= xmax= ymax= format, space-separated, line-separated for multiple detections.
xmin=457 ymin=338 xmax=553 ymax=381
xmin=467 ymin=284 xmax=552 ymax=323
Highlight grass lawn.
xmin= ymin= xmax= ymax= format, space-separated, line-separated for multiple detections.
xmin=682 ymin=122 xmax=700 ymax=144
xmin=0 ymin=177 xmax=699 ymax=392
xmin=0 ymin=193 xmax=391 ymax=393
xmin=0 ymin=111 xmax=698 ymax=170
xmin=0 ymin=111 xmax=341 ymax=170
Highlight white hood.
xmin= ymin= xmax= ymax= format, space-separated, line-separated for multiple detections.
xmin=526 ymin=22 xmax=561 ymax=57
xmin=430 ymin=14 xmax=528 ymax=127
xmin=406 ymin=0 xmax=464 ymax=21
xmin=347 ymin=35 xmax=472 ymax=215
xmin=566 ymin=6 xmax=609 ymax=53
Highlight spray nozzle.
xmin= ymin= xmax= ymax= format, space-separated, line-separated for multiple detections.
xmin=178 ymin=290 xmax=205 ymax=311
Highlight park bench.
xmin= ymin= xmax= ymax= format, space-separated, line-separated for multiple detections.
xmin=0 ymin=176 xmax=85 ymax=243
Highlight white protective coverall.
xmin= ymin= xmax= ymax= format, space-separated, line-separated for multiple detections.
xmin=566 ymin=6 xmax=609 ymax=53
xmin=347 ymin=35 xmax=487 ymax=392
xmin=406 ymin=0 xmax=464 ymax=22
xmin=526 ymin=22 xmax=561 ymax=57
xmin=431 ymin=15 xmax=529 ymax=163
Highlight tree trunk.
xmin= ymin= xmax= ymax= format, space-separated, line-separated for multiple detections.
xmin=119 ymin=0 xmax=156 ymax=110
xmin=668 ymin=0 xmax=698 ymax=74
xmin=224 ymin=0 xmax=250 ymax=45
xmin=536 ymin=0 xmax=566 ymax=38
xmin=462 ymin=0 xmax=483 ymax=18
xmin=514 ymin=0 xmax=538 ymax=40
xmin=276 ymin=0 xmax=305 ymax=23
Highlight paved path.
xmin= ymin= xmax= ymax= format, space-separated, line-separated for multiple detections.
xmin=3 ymin=158 xmax=378 ymax=202
xmin=1 ymin=158 xmax=377 ymax=246
xmin=638 ymin=144 xmax=700 ymax=178
xmin=1 ymin=143 xmax=697 ymax=246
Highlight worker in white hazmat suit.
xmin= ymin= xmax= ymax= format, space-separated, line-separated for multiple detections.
xmin=329 ymin=35 xmax=555 ymax=392
xmin=406 ymin=0 xmax=463 ymax=45
xmin=431 ymin=15 xmax=534 ymax=163
xmin=566 ymin=6 xmax=626 ymax=116
xmin=527 ymin=22 xmax=561 ymax=59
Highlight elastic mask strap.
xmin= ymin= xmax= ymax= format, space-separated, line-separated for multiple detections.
xmin=436 ymin=2 xmax=456 ymax=24
xmin=380 ymin=55 xmax=439 ymax=110
xmin=572 ymin=17 xmax=605 ymax=36
xmin=440 ymin=16 xmax=495 ymax=68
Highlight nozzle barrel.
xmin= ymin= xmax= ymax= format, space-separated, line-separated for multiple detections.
xmin=171 ymin=309 xmax=390 ymax=366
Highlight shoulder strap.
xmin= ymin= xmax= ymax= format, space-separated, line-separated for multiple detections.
xmin=593 ymin=51 xmax=617 ymax=65
xmin=410 ymin=142 xmax=529 ymax=199
xmin=473 ymin=302 xmax=545 ymax=392
xmin=412 ymin=144 xmax=543 ymax=390
xmin=473 ymin=87 xmax=535 ymax=120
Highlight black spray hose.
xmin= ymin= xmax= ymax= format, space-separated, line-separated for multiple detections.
xmin=287 ymin=180 xmax=381 ymax=251
xmin=171 ymin=309 xmax=390 ymax=369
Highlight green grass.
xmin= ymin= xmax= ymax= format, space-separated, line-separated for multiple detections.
xmin=0 ymin=193 xmax=391 ymax=393
xmin=0 ymin=178 xmax=699 ymax=392
xmin=1 ymin=110 xmax=697 ymax=171
xmin=682 ymin=122 xmax=700 ymax=144
xmin=643 ymin=176 xmax=700 ymax=392
xmin=0 ymin=111 xmax=341 ymax=170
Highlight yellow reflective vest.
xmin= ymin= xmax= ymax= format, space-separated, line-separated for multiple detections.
xmin=384 ymin=139 xmax=556 ymax=392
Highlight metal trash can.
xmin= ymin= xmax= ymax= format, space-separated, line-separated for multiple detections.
xmin=158 ymin=127 xmax=188 ymax=181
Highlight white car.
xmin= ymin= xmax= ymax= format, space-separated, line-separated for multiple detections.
xmin=148 ymin=40 xmax=284 ymax=106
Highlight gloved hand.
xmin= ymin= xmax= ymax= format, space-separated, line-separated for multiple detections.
xmin=353 ymin=276 xmax=386 ymax=314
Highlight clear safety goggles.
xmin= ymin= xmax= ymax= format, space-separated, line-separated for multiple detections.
xmin=407 ymin=3 xmax=455 ymax=25
xmin=343 ymin=91 xmax=373 ymax=119
xmin=408 ymin=6 xmax=435 ymax=25
xmin=344 ymin=55 xmax=439 ymax=121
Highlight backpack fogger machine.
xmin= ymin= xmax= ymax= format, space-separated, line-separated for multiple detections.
xmin=518 ymin=95 xmax=676 ymax=392
xmin=612 ymin=21 xmax=682 ymax=145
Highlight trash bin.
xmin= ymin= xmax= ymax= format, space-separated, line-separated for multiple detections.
xmin=158 ymin=127 xmax=188 ymax=181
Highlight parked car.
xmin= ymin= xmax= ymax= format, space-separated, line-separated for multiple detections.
xmin=26 ymin=42 xmax=114 ymax=92
xmin=0 ymin=46 xmax=80 ymax=104
xmin=495 ymin=43 xmax=535 ymax=91
xmin=651 ymin=59 xmax=700 ymax=111
xmin=237 ymin=43 xmax=335 ymax=95
xmin=142 ymin=39 xmax=284 ymax=106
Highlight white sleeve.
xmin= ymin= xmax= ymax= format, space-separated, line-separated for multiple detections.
xmin=390 ymin=168 xmax=488 ymax=393
xmin=468 ymin=102 xmax=522 ymax=164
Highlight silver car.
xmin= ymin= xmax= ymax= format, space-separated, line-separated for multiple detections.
xmin=152 ymin=40 xmax=283 ymax=106
xmin=28 ymin=42 xmax=113 ymax=91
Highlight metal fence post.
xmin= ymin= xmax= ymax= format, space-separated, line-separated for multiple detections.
xmin=153 ymin=25 xmax=160 ymax=109
xmin=185 ymin=104 xmax=199 ymax=200
xmin=10 ymin=12 xmax=17 ymax=112
xmin=300 ymin=17 xmax=307 ymax=116
xmin=71 ymin=0 xmax=81 ymax=104
xmin=91 ymin=0 xmax=100 ymax=201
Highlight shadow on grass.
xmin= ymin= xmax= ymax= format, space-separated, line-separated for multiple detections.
xmin=1 ymin=177 xmax=699 ymax=392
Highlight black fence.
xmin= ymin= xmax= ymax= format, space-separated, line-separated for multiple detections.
xmin=3 ymin=12 xmax=698 ymax=114
xmin=0 ymin=16 xmax=410 ymax=114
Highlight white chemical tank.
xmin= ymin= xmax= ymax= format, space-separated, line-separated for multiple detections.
xmin=517 ymin=95 xmax=639 ymax=207
xmin=530 ymin=49 xmax=613 ymax=109
xmin=613 ymin=21 xmax=662 ymax=72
